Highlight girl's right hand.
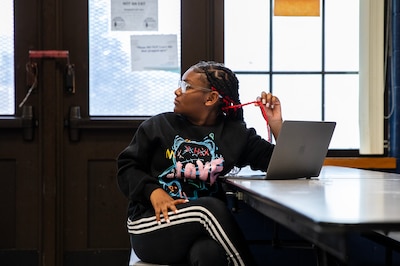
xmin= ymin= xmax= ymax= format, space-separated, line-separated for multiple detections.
xmin=150 ymin=188 xmax=188 ymax=224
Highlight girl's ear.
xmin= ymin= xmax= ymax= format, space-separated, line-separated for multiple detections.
xmin=205 ymin=91 xmax=221 ymax=106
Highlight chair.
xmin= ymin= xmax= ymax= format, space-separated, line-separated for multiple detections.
xmin=129 ymin=249 xmax=167 ymax=266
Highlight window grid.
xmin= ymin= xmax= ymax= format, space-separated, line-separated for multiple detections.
xmin=231 ymin=0 xmax=359 ymax=153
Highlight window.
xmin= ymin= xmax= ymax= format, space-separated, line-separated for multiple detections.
xmin=88 ymin=0 xmax=181 ymax=116
xmin=225 ymin=0 xmax=360 ymax=150
xmin=0 ymin=0 xmax=14 ymax=115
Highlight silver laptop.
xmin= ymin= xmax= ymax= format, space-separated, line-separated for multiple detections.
xmin=232 ymin=120 xmax=336 ymax=180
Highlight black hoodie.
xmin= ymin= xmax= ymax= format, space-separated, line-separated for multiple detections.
xmin=117 ymin=112 xmax=274 ymax=219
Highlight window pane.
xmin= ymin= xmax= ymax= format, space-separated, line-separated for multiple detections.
xmin=236 ymin=74 xmax=270 ymax=137
xmin=325 ymin=0 xmax=359 ymax=71
xmin=273 ymin=16 xmax=321 ymax=71
xmin=224 ymin=0 xmax=270 ymax=71
xmin=325 ymin=74 xmax=359 ymax=149
xmin=0 ymin=0 xmax=14 ymax=115
xmin=273 ymin=75 xmax=322 ymax=121
xmin=89 ymin=0 xmax=180 ymax=116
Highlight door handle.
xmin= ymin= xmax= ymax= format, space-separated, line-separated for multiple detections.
xmin=0 ymin=105 xmax=37 ymax=141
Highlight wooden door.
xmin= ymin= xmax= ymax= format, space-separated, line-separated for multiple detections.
xmin=1 ymin=1 xmax=132 ymax=265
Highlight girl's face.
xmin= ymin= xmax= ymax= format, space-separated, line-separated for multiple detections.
xmin=173 ymin=68 xmax=212 ymax=119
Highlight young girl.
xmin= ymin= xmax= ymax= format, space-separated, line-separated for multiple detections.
xmin=117 ymin=61 xmax=282 ymax=265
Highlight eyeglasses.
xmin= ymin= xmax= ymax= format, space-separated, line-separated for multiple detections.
xmin=178 ymin=80 xmax=211 ymax=93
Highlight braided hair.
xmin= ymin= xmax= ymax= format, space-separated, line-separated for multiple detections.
xmin=190 ymin=61 xmax=244 ymax=121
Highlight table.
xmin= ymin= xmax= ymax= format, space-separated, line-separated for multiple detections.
xmin=224 ymin=166 xmax=400 ymax=263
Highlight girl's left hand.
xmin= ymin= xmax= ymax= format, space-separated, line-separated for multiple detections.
xmin=257 ymin=92 xmax=283 ymax=139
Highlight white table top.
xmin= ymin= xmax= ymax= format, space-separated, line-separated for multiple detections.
xmin=226 ymin=166 xmax=400 ymax=228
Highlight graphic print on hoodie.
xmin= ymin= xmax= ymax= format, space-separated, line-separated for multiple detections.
xmin=158 ymin=134 xmax=224 ymax=200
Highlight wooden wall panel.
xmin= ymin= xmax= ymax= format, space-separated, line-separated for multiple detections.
xmin=88 ymin=160 xmax=129 ymax=248
xmin=0 ymin=160 xmax=16 ymax=248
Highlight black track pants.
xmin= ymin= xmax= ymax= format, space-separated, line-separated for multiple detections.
xmin=128 ymin=197 xmax=256 ymax=265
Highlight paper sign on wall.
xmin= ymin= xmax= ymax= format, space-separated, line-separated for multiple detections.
xmin=274 ymin=0 xmax=320 ymax=16
xmin=111 ymin=0 xmax=158 ymax=31
xmin=130 ymin=34 xmax=178 ymax=72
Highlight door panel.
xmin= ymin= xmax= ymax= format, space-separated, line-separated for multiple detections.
xmin=63 ymin=130 xmax=133 ymax=250
xmin=63 ymin=130 xmax=133 ymax=265
xmin=0 ymin=130 xmax=40 ymax=264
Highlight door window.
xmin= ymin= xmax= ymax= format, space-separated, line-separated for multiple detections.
xmin=0 ymin=0 xmax=14 ymax=115
xmin=88 ymin=0 xmax=181 ymax=116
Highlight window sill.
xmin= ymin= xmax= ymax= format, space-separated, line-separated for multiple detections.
xmin=324 ymin=157 xmax=397 ymax=170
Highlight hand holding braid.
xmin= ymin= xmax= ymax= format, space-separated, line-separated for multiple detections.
xmin=190 ymin=61 xmax=282 ymax=139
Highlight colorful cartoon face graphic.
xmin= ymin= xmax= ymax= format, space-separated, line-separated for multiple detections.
xmin=158 ymin=134 xmax=224 ymax=200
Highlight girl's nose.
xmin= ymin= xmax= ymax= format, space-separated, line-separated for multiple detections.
xmin=174 ymin=87 xmax=182 ymax=96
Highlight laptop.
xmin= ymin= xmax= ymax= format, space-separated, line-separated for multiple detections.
xmin=231 ymin=120 xmax=336 ymax=180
